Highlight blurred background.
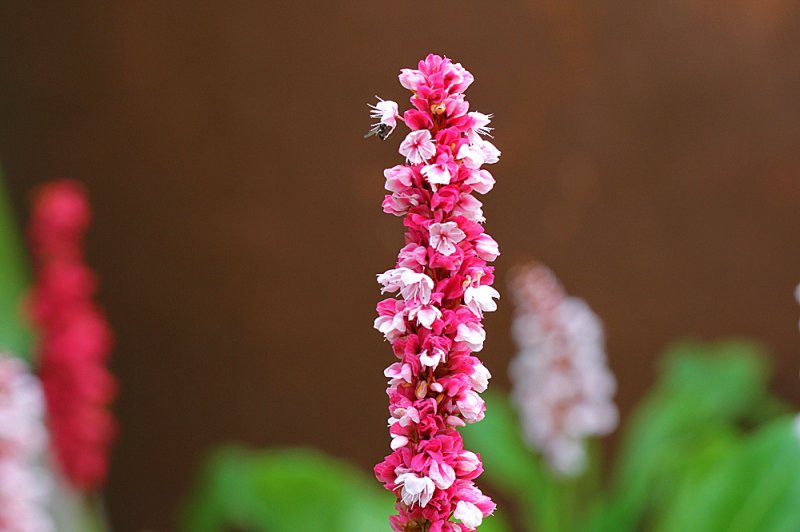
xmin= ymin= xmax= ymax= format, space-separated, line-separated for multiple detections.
xmin=0 ymin=2 xmax=799 ymax=530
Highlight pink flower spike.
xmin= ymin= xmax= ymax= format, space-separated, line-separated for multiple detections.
xmin=400 ymin=130 xmax=436 ymax=164
xmin=28 ymin=180 xmax=116 ymax=491
xmin=429 ymin=222 xmax=466 ymax=256
xmin=368 ymin=55 xmax=498 ymax=530
xmin=509 ymin=263 xmax=618 ymax=476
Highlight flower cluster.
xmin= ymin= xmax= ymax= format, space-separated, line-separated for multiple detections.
xmin=28 ymin=180 xmax=117 ymax=491
xmin=0 ymin=353 xmax=53 ymax=532
xmin=508 ymin=263 xmax=617 ymax=476
xmin=370 ymin=55 xmax=500 ymax=531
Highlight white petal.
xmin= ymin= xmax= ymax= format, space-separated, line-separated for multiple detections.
xmin=454 ymin=501 xmax=483 ymax=528
xmin=419 ymin=349 xmax=441 ymax=368
xmin=391 ymin=435 xmax=409 ymax=450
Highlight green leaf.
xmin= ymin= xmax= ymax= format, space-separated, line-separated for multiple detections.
xmin=478 ymin=508 xmax=513 ymax=532
xmin=597 ymin=340 xmax=776 ymax=532
xmin=655 ymin=416 xmax=800 ymax=532
xmin=0 ymin=170 xmax=32 ymax=361
xmin=649 ymin=424 xmax=742 ymax=532
xmin=183 ymin=446 xmax=393 ymax=532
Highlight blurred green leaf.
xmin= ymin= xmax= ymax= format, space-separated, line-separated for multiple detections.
xmin=184 ymin=445 xmax=514 ymax=532
xmin=183 ymin=446 xmax=393 ymax=532
xmin=478 ymin=508 xmax=513 ymax=532
xmin=656 ymin=416 xmax=800 ymax=532
xmin=0 ymin=170 xmax=32 ymax=361
xmin=649 ymin=423 xmax=741 ymax=532
xmin=595 ymin=340 xmax=778 ymax=532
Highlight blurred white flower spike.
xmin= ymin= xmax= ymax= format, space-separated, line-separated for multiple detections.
xmin=508 ymin=263 xmax=618 ymax=476
xmin=0 ymin=353 xmax=53 ymax=532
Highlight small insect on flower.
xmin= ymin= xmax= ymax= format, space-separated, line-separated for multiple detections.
xmin=364 ymin=122 xmax=390 ymax=141
xmin=365 ymin=96 xmax=399 ymax=141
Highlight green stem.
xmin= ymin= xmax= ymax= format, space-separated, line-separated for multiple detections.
xmin=560 ymin=477 xmax=576 ymax=532
xmin=526 ymin=473 xmax=563 ymax=532
xmin=79 ymin=494 xmax=107 ymax=532
xmin=0 ymin=169 xmax=33 ymax=361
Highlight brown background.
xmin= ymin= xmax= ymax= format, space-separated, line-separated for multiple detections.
xmin=1 ymin=2 xmax=800 ymax=530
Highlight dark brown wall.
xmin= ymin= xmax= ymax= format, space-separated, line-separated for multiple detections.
xmin=1 ymin=2 xmax=799 ymax=530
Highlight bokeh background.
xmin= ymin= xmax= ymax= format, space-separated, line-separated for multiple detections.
xmin=1 ymin=2 xmax=799 ymax=530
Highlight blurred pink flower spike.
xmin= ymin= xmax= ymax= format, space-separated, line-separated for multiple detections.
xmin=508 ymin=263 xmax=618 ymax=477
xmin=28 ymin=180 xmax=117 ymax=492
